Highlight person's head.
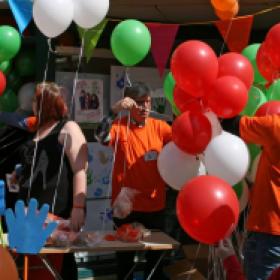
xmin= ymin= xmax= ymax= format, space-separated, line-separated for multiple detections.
xmin=124 ymin=82 xmax=152 ymax=123
xmin=33 ymin=82 xmax=68 ymax=127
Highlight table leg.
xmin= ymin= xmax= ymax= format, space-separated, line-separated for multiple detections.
xmin=146 ymin=251 xmax=167 ymax=280
xmin=24 ymin=255 xmax=28 ymax=280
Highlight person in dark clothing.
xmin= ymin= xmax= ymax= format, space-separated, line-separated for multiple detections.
xmin=17 ymin=82 xmax=88 ymax=280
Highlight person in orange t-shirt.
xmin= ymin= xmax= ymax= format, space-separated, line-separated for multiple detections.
xmin=222 ymin=115 xmax=280 ymax=280
xmin=96 ymin=82 xmax=172 ymax=280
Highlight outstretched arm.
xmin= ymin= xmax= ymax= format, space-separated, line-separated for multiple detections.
xmin=60 ymin=121 xmax=88 ymax=232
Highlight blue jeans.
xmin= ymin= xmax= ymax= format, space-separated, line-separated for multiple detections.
xmin=243 ymin=231 xmax=280 ymax=280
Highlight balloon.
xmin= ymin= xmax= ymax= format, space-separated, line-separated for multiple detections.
xmin=266 ymin=79 xmax=280 ymax=101
xmin=207 ymin=76 xmax=248 ymax=118
xmin=18 ymin=83 xmax=36 ymax=112
xmin=111 ymin=20 xmax=151 ymax=66
xmin=172 ymin=105 xmax=181 ymax=116
xmin=256 ymin=43 xmax=278 ymax=82
xmin=0 ymin=60 xmax=12 ymax=74
xmin=255 ymin=100 xmax=280 ymax=116
xmin=218 ymin=52 xmax=254 ymax=89
xmin=0 ymin=89 xmax=18 ymax=112
xmin=204 ymin=131 xmax=250 ymax=185
xmin=7 ymin=71 xmax=22 ymax=92
xmin=0 ymin=26 xmax=21 ymax=62
xmin=15 ymin=51 xmax=35 ymax=77
xmin=33 ymin=0 xmax=74 ymax=38
xmin=0 ymin=246 xmax=18 ymax=280
xmin=240 ymin=86 xmax=267 ymax=116
xmin=0 ymin=71 xmax=7 ymax=96
xmin=239 ymin=180 xmax=249 ymax=212
xmin=171 ymin=40 xmax=218 ymax=97
xmin=204 ymin=110 xmax=222 ymax=138
xmin=265 ymin=23 xmax=280 ymax=69
xmin=173 ymin=86 xmax=203 ymax=113
xmin=157 ymin=142 xmax=201 ymax=190
xmin=172 ymin=111 xmax=212 ymax=155
xmin=214 ymin=2 xmax=239 ymax=20
xmin=242 ymin=44 xmax=266 ymax=84
xmin=163 ymin=72 xmax=175 ymax=105
xmin=233 ymin=181 xmax=243 ymax=199
xmin=211 ymin=0 xmax=236 ymax=11
xmin=73 ymin=0 xmax=109 ymax=29
xmin=176 ymin=175 xmax=239 ymax=244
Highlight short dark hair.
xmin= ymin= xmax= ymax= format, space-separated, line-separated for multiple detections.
xmin=124 ymin=82 xmax=152 ymax=99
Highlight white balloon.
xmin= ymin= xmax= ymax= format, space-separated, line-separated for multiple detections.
xmin=204 ymin=131 xmax=250 ymax=185
xmin=157 ymin=142 xmax=201 ymax=191
xmin=204 ymin=110 xmax=222 ymax=138
xmin=33 ymin=0 xmax=74 ymax=38
xmin=18 ymin=83 xmax=36 ymax=112
xmin=73 ymin=0 xmax=109 ymax=29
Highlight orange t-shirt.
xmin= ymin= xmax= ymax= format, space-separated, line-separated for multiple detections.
xmin=110 ymin=116 xmax=172 ymax=212
xmin=240 ymin=115 xmax=280 ymax=235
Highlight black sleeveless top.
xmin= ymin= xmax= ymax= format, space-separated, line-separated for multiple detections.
xmin=19 ymin=120 xmax=73 ymax=218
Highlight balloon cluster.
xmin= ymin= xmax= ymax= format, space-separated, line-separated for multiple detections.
xmin=158 ymin=40 xmax=258 ymax=244
xmin=33 ymin=0 xmax=109 ymax=38
xmin=211 ymin=0 xmax=239 ymax=21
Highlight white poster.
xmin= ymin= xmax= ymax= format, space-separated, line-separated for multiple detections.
xmin=87 ymin=142 xmax=113 ymax=199
xmin=55 ymin=72 xmax=110 ymax=121
xmin=74 ymin=79 xmax=103 ymax=123
xmin=110 ymin=66 xmax=173 ymax=120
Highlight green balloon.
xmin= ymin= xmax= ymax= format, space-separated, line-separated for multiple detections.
xmin=266 ymin=79 xmax=280 ymax=101
xmin=0 ymin=60 xmax=12 ymax=74
xmin=15 ymin=50 xmax=35 ymax=77
xmin=241 ymin=86 xmax=267 ymax=116
xmin=172 ymin=104 xmax=181 ymax=116
xmin=111 ymin=20 xmax=151 ymax=66
xmin=7 ymin=71 xmax=22 ymax=92
xmin=163 ymin=72 xmax=175 ymax=105
xmin=233 ymin=182 xmax=243 ymax=199
xmin=242 ymin=44 xmax=266 ymax=84
xmin=0 ymin=89 xmax=18 ymax=112
xmin=0 ymin=26 xmax=21 ymax=62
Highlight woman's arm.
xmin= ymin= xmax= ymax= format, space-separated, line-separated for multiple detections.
xmin=59 ymin=121 xmax=88 ymax=232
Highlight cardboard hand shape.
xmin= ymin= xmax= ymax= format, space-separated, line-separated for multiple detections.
xmin=5 ymin=198 xmax=57 ymax=254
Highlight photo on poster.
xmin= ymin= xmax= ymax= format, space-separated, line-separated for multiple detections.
xmin=75 ymin=79 xmax=104 ymax=123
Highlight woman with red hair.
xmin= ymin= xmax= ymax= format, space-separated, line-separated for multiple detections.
xmin=18 ymin=82 xmax=88 ymax=280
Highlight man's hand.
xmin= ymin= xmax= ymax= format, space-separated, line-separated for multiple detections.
xmin=5 ymin=199 xmax=57 ymax=254
xmin=111 ymin=97 xmax=137 ymax=114
xmin=215 ymin=238 xmax=235 ymax=260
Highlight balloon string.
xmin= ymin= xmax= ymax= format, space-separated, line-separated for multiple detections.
xmin=219 ymin=19 xmax=233 ymax=56
xmin=0 ymin=217 xmax=5 ymax=246
xmin=52 ymin=30 xmax=86 ymax=213
xmin=28 ymin=41 xmax=51 ymax=201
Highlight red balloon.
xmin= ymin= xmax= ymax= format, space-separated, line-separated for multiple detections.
xmin=0 ymin=71 xmax=6 ymax=96
xmin=255 ymin=100 xmax=280 ymax=116
xmin=176 ymin=175 xmax=239 ymax=244
xmin=265 ymin=23 xmax=280 ymax=69
xmin=218 ymin=52 xmax=254 ymax=89
xmin=207 ymin=76 xmax=248 ymax=118
xmin=173 ymin=86 xmax=204 ymax=113
xmin=171 ymin=40 xmax=218 ymax=97
xmin=256 ymin=43 xmax=278 ymax=82
xmin=172 ymin=111 xmax=212 ymax=155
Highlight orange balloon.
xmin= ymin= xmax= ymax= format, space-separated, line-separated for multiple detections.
xmin=215 ymin=2 xmax=239 ymax=21
xmin=0 ymin=246 xmax=19 ymax=280
xmin=211 ymin=0 xmax=236 ymax=11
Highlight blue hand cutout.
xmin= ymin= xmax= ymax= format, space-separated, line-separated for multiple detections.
xmin=0 ymin=180 xmax=5 ymax=216
xmin=5 ymin=198 xmax=57 ymax=254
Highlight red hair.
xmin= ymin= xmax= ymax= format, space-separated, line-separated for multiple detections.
xmin=35 ymin=82 xmax=68 ymax=127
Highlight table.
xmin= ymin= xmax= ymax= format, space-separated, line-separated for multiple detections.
xmin=36 ymin=231 xmax=180 ymax=280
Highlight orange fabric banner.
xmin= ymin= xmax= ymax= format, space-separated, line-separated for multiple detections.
xmin=215 ymin=15 xmax=254 ymax=53
xmin=146 ymin=23 xmax=179 ymax=76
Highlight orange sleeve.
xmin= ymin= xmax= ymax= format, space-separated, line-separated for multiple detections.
xmin=159 ymin=120 xmax=172 ymax=144
xmin=109 ymin=120 xmax=118 ymax=146
xmin=240 ymin=115 xmax=275 ymax=146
